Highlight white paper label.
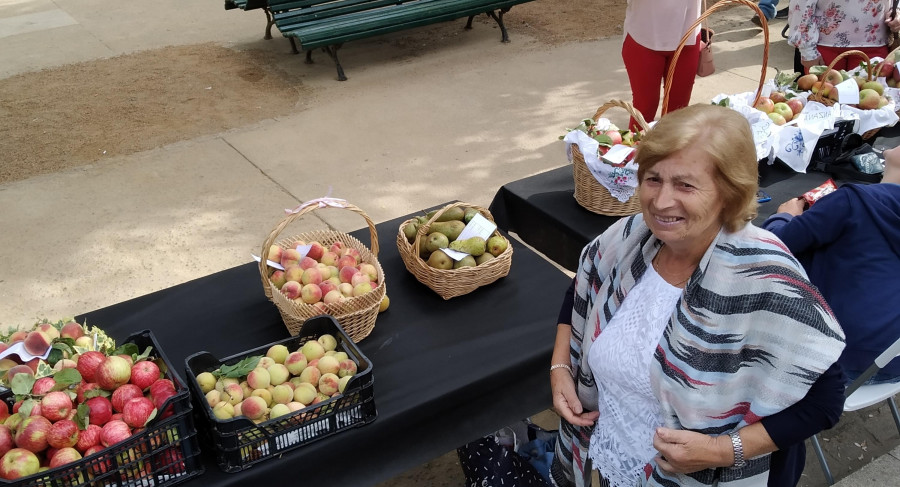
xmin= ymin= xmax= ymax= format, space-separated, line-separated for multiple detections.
xmin=251 ymin=254 xmax=285 ymax=270
xmin=835 ymin=78 xmax=860 ymax=105
xmin=456 ymin=213 xmax=497 ymax=242
xmin=295 ymin=244 xmax=311 ymax=258
xmin=601 ymin=145 xmax=636 ymax=166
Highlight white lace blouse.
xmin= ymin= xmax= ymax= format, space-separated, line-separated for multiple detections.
xmin=587 ymin=262 xmax=683 ymax=487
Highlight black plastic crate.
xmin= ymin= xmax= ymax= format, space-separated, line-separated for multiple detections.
xmin=184 ymin=315 xmax=376 ymax=473
xmin=0 ymin=329 xmax=203 ymax=487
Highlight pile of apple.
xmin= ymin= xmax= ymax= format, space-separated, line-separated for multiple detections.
xmin=560 ymin=118 xmax=642 ymax=157
xmin=195 ymin=334 xmax=358 ymax=424
xmin=0 ymin=320 xmax=181 ymax=481
xmin=753 ymin=92 xmax=805 ymax=126
xmin=267 ymin=240 xmax=389 ymax=313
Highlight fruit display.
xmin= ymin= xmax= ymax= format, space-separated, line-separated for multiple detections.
xmin=401 ymin=206 xmax=510 ymax=270
xmin=559 ymin=117 xmax=643 ymax=158
xmin=0 ymin=324 xmax=200 ymax=485
xmin=265 ymin=240 xmax=388 ymax=314
xmin=185 ymin=315 xmax=375 ymax=472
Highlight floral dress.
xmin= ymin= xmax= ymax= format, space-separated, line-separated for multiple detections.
xmin=788 ymin=0 xmax=893 ymax=62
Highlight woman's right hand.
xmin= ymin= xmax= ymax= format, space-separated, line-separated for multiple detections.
xmin=551 ymin=368 xmax=600 ymax=427
xmin=801 ymin=54 xmax=825 ymax=74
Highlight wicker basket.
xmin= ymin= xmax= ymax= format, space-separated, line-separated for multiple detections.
xmin=807 ymin=50 xmax=885 ymax=140
xmin=396 ymin=202 xmax=512 ymax=300
xmin=259 ymin=199 xmax=385 ymax=342
xmin=571 ymin=100 xmax=650 ymax=216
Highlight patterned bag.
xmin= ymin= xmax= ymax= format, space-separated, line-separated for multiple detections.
xmin=457 ymin=422 xmax=554 ymax=487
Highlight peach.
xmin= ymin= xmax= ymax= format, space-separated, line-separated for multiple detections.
xmin=316 ymin=355 xmax=340 ymax=375
xmin=298 ymin=366 xmax=321 ymax=385
xmin=299 ymin=256 xmax=318 ymax=270
xmin=269 ymin=270 xmax=287 ymax=289
xmin=35 ymin=323 xmax=60 ymax=340
xmin=246 ymin=367 xmax=271 ymax=390
xmin=239 ymin=396 xmax=268 ymax=421
xmin=306 ymin=241 xmax=325 ymax=261
xmin=312 ymin=393 xmax=329 ymax=405
xmin=350 ymin=271 xmax=370 ymax=287
xmin=205 ymin=390 xmax=220 ymax=408
xmin=52 ymin=359 xmax=77 ymax=372
xmin=343 ymin=248 xmax=361 ymax=263
xmin=280 ymin=248 xmax=301 ymax=269
xmin=23 ymin=331 xmax=52 ymax=356
xmin=284 ymin=352 xmax=308 ymax=376
xmin=267 ymin=364 xmax=290 ymax=386
xmin=271 ymin=384 xmax=293 ymax=405
xmin=266 ymin=344 xmax=289 ymax=364
xmin=320 ymin=251 xmax=339 ymax=267
xmin=251 ymin=388 xmax=273 ymax=407
xmin=283 ymin=266 xmax=303 ymax=283
xmin=337 ymin=255 xmax=357 ymax=271
xmin=300 ymin=283 xmax=322 ymax=304
xmin=241 ymin=381 xmax=252 ymax=399
xmin=323 ymin=290 xmax=343 ymax=304
xmin=358 ymin=263 xmax=378 ymax=282
xmin=7 ymin=331 xmax=27 ymax=344
xmin=332 ymin=351 xmax=349 ymax=362
xmin=7 ymin=364 xmax=34 ymax=383
xmin=195 ymin=372 xmax=216 ymax=393
xmin=300 ymin=340 xmax=325 ymax=361
xmin=352 ymin=282 xmax=373 ymax=297
xmin=316 ymin=263 xmax=332 ymax=280
xmin=301 ymin=267 xmax=323 ymax=286
xmin=338 ymin=359 xmax=358 ymax=378
xmin=329 ymin=241 xmax=345 ymax=254
xmin=292 ymin=382 xmax=317 ymax=405
xmin=212 ymin=402 xmax=234 ymax=420
xmin=338 ymin=375 xmax=352 ymax=393
xmin=222 ymin=383 xmax=244 ymax=405
xmin=318 ymin=373 xmax=340 ymax=396
xmin=257 ymin=357 xmax=275 ymax=369
xmin=269 ymin=403 xmax=291 ymax=420
xmin=287 ymin=402 xmax=306 ymax=412
xmin=339 ymin=283 xmax=354 ymax=297
xmin=280 ymin=281 xmax=302 ymax=300
xmin=339 ymin=266 xmax=358 ymax=284
xmin=317 ymin=334 xmax=337 ymax=352
xmin=312 ymin=302 xmax=327 ymax=313
xmin=319 ymin=280 xmax=338 ymax=297
xmin=267 ymin=245 xmax=284 ymax=264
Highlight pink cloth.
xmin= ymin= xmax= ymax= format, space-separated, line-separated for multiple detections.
xmin=623 ymin=0 xmax=702 ymax=51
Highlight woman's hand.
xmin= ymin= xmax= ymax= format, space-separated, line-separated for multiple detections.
xmin=777 ymin=197 xmax=806 ymax=216
xmin=886 ymin=10 xmax=900 ymax=33
xmin=653 ymin=427 xmax=732 ymax=474
xmin=801 ymin=55 xmax=825 ymax=74
xmin=551 ymin=368 xmax=599 ymax=427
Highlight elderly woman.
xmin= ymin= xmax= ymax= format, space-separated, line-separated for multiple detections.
xmin=549 ymin=104 xmax=846 ymax=487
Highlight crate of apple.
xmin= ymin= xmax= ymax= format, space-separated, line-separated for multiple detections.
xmin=184 ymin=315 xmax=375 ymax=473
xmin=0 ymin=327 xmax=202 ymax=485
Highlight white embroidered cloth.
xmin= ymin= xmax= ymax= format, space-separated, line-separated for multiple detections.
xmin=564 ymin=129 xmax=639 ymax=203
xmin=587 ymin=264 xmax=682 ymax=487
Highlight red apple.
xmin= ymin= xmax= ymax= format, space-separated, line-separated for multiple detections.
xmin=77 ymin=351 xmax=106 ymax=383
xmin=47 ymin=419 xmax=79 ymax=449
xmin=100 ymin=420 xmax=132 ymax=447
xmin=754 ymin=96 xmax=775 ymax=114
xmin=122 ymin=397 xmax=156 ymax=428
xmin=130 ymin=360 xmax=161 ymax=391
xmin=111 ymin=384 xmax=144 ymax=413
xmin=96 ymin=356 xmax=132 ymax=390
xmin=786 ymin=98 xmax=805 ymax=117
xmin=75 ymin=424 xmax=102 ymax=453
xmin=40 ymin=391 xmax=72 ymax=422
xmin=0 ymin=425 xmax=13 ymax=459
xmin=48 ymin=447 xmax=81 ymax=468
xmin=85 ymin=396 xmax=113 ymax=426
xmin=0 ymin=448 xmax=40 ymax=480
xmin=767 ymin=112 xmax=787 ymax=125
xmin=14 ymin=416 xmax=51 ymax=453
xmin=31 ymin=377 xmax=56 ymax=396
xmin=75 ymin=381 xmax=102 ymax=404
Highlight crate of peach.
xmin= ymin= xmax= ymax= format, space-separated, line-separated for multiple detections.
xmin=0 ymin=320 xmax=202 ymax=486
xmin=183 ymin=314 xmax=375 ymax=473
xmin=259 ymin=198 xmax=387 ymax=343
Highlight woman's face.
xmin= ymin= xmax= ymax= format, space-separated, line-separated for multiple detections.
xmin=639 ymin=145 xmax=725 ymax=252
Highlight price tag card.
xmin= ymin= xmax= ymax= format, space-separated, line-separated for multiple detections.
xmin=456 ymin=213 xmax=497 ymax=242
xmin=251 ymin=254 xmax=285 ymax=270
xmin=600 ymin=145 xmax=636 ymax=166
xmin=442 ymin=248 xmax=469 ymax=261
xmin=835 ymin=78 xmax=859 ymax=105
xmin=295 ymin=244 xmax=311 ymax=258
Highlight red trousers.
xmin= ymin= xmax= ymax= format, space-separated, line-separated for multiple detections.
xmin=817 ymin=45 xmax=889 ymax=72
xmin=622 ymin=33 xmax=701 ymax=130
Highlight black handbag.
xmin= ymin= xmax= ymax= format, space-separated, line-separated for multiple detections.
xmin=457 ymin=421 xmax=556 ymax=487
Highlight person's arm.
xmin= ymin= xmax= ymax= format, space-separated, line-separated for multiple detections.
xmin=557 ymin=278 xmax=576 ymax=326
xmin=787 ymin=0 xmax=823 ymax=68
xmin=652 ymin=361 xmax=845 ymax=473
xmin=551 ymin=323 xmax=599 ymax=427
xmin=762 ymin=190 xmax=851 ymax=256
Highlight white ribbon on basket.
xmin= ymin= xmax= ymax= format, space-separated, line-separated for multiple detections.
xmin=563 ymin=129 xmax=639 ymax=203
xmin=285 ymin=197 xmax=347 ymax=215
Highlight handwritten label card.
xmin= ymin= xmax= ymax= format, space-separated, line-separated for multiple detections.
xmin=835 ymin=78 xmax=859 ymax=105
xmin=601 ymin=145 xmax=636 ymax=166
xmin=442 ymin=213 xmax=498 ymax=261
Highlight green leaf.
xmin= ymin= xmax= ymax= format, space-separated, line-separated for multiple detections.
xmin=134 ymin=346 xmax=154 ymax=363
xmin=47 ymin=348 xmax=63 ymax=367
xmin=84 ymin=388 xmax=110 ymax=400
xmin=11 ymin=373 xmax=36 ymax=396
xmin=75 ymin=403 xmax=90 ymax=430
xmin=593 ymin=133 xmax=614 ymax=147
xmin=52 ymin=340 xmax=75 ymax=355
xmin=19 ymin=398 xmax=35 ymax=417
xmin=35 ymin=361 xmax=53 ymax=380
xmin=143 ymin=408 xmax=158 ymax=427
xmin=216 ymin=355 xmax=262 ymax=379
xmin=54 ymin=368 xmax=82 ymax=387
xmin=112 ymin=343 xmax=139 ymax=357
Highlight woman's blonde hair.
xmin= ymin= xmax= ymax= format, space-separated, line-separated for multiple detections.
xmin=635 ymin=104 xmax=759 ymax=232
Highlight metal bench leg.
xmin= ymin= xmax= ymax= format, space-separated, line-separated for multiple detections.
xmin=305 ymin=50 xmax=313 ymax=64
xmin=322 ymin=44 xmax=347 ymax=81
xmin=809 ymin=434 xmax=835 ymax=485
xmin=486 ymin=8 xmax=512 ymax=43
xmin=264 ymin=7 xmax=274 ymax=40
xmin=288 ymin=37 xmax=299 ymax=55
xmin=465 ymin=15 xmax=475 ymax=30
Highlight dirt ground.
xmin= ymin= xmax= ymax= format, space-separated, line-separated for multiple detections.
xmin=0 ymin=0 xmax=622 ymax=185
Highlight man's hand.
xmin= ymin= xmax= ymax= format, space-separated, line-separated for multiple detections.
xmin=777 ymin=197 xmax=806 ymax=216
xmin=653 ymin=428 xmax=732 ymax=474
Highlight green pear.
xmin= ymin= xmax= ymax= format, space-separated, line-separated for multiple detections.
xmin=403 ymin=221 xmax=419 ymax=243
xmin=475 ymin=253 xmax=496 ymax=265
xmin=425 ymin=232 xmax=449 ymax=253
xmin=425 ymin=206 xmax=466 ymax=222
xmin=453 ymin=255 xmax=477 ymax=268
xmin=486 ymin=235 xmax=508 ymax=257
xmin=448 ymin=236 xmax=485 ymax=256
xmin=464 ymin=208 xmax=479 ymax=223
xmin=426 ymin=250 xmax=454 ymax=270
xmin=429 ymin=220 xmax=466 ymax=241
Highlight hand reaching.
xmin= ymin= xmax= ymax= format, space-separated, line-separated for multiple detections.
xmin=777 ymin=197 xmax=806 ymax=216
xmin=653 ymin=427 xmax=731 ymax=474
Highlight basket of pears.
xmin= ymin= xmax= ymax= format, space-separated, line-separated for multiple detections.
xmin=396 ymin=202 xmax=513 ymax=300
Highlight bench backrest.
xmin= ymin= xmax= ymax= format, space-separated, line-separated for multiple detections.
xmin=268 ymin=0 xmax=413 ymax=18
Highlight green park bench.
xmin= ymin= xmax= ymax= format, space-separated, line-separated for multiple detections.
xmin=263 ymin=0 xmax=536 ymax=81
xmin=225 ymin=0 xmax=281 ymax=41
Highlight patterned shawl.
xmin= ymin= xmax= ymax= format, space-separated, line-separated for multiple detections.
xmin=550 ymin=214 xmax=845 ymax=487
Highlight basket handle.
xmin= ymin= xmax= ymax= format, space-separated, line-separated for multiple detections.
xmin=824 ymin=49 xmax=873 ymax=81
xmin=259 ymin=198 xmax=379 ymax=292
xmin=412 ymin=202 xmax=495 ymax=257
xmin=663 ymin=0 xmax=769 ymax=114
xmin=590 ymin=99 xmax=652 ymax=133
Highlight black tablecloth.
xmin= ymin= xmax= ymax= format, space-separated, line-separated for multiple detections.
xmin=77 ymin=207 xmax=570 ymax=486
xmin=491 ymin=126 xmax=898 ymax=271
